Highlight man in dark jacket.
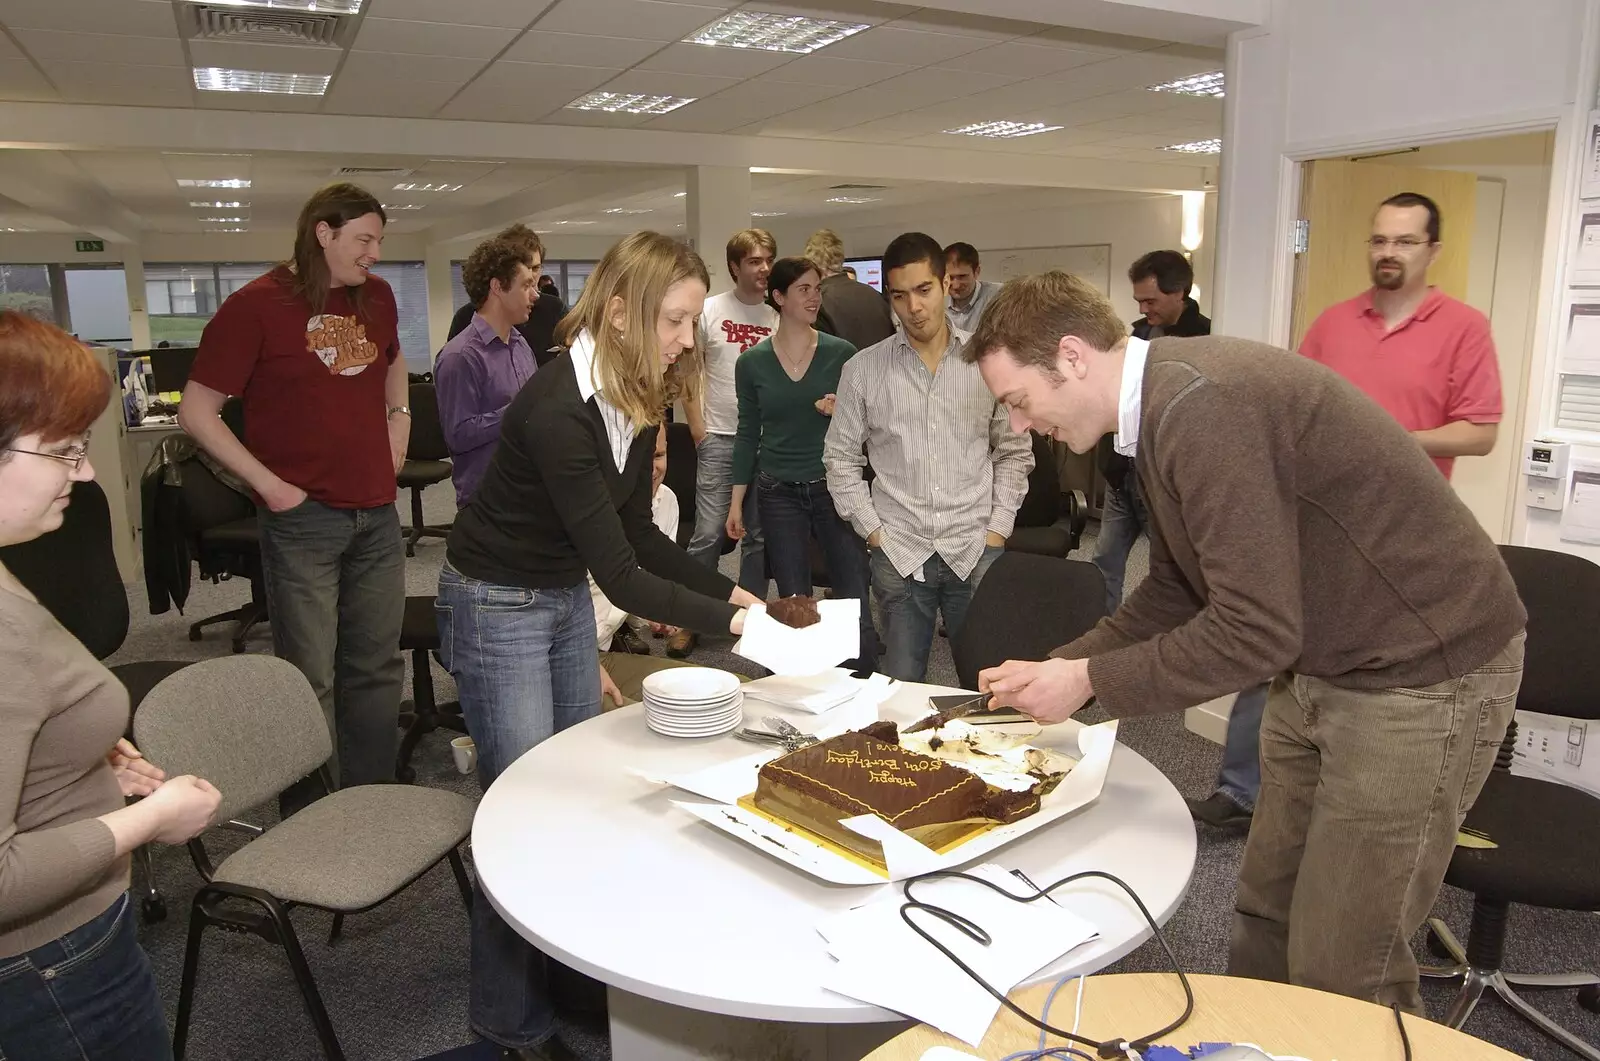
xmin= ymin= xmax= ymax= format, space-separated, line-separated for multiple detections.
xmin=805 ymin=228 xmax=895 ymax=351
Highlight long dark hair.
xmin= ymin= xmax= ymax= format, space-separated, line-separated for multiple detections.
xmin=285 ymin=183 xmax=386 ymax=316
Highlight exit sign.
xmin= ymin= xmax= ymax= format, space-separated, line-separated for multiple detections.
xmin=75 ymin=239 xmax=104 ymax=253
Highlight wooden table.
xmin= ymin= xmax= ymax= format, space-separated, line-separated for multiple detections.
xmin=863 ymin=973 xmax=1528 ymax=1060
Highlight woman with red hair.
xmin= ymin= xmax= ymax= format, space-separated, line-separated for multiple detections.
xmin=0 ymin=312 xmax=222 ymax=1061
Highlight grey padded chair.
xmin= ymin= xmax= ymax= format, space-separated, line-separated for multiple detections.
xmin=132 ymin=656 xmax=475 ymax=1061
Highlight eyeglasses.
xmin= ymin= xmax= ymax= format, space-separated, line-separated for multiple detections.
xmin=1367 ymin=236 xmax=1434 ymax=251
xmin=9 ymin=432 xmax=91 ymax=471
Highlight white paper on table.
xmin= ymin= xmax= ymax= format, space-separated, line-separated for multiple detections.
xmin=743 ymin=670 xmax=897 ymax=715
xmin=817 ymin=864 xmax=1100 ymax=1046
xmin=733 ymin=599 xmax=861 ymax=676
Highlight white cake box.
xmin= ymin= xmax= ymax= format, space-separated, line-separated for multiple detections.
xmin=636 ymin=707 xmax=1118 ymax=885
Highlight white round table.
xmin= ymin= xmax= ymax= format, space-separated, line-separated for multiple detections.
xmin=472 ymin=680 xmax=1198 ymax=1061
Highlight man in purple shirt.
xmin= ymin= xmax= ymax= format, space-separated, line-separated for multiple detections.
xmin=435 ymin=234 xmax=539 ymax=506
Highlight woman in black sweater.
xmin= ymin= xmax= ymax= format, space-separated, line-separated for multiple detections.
xmin=437 ymin=231 xmax=761 ymax=1060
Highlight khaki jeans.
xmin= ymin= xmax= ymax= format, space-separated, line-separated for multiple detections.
xmin=1229 ymin=632 xmax=1525 ymax=1013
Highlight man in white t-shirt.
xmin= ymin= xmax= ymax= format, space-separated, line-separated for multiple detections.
xmin=593 ymin=425 xmax=699 ymax=703
xmin=677 ymin=228 xmax=778 ymax=656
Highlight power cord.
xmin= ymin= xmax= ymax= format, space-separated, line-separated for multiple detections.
xmin=899 ymin=868 xmax=1194 ymax=1060
xmin=1392 ymin=1003 xmax=1412 ymax=1061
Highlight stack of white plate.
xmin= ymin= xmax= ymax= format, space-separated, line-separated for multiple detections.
xmin=642 ymin=667 xmax=743 ymax=738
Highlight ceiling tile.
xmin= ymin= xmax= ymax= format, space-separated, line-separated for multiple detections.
xmin=858 ymin=66 xmax=1022 ymax=109
xmin=0 ymin=57 xmax=58 ymax=101
xmin=760 ymin=54 xmax=912 ymax=89
xmin=738 ymin=0 xmax=910 ymax=24
xmin=0 ymin=0 xmax=175 ymax=36
xmin=543 ymin=107 xmax=654 ymax=128
xmin=637 ymin=42 xmax=794 ymax=79
xmin=642 ymin=78 xmax=839 ymax=131
xmin=890 ymin=9 xmax=1033 ymax=39
xmin=438 ymin=61 xmax=620 ymax=120
xmin=502 ymin=32 xmax=662 ymax=67
xmin=322 ymin=78 xmax=463 ymax=118
xmin=821 ymin=26 xmax=993 ymax=66
xmin=535 ymin=0 xmax=734 ymax=42
xmin=354 ymin=18 xmax=515 ymax=59
xmin=365 ymin=0 xmax=551 ymax=29
xmin=338 ymin=50 xmax=488 ymax=84
xmin=596 ymin=68 xmax=740 ymax=99
xmin=13 ymin=29 xmax=184 ymax=67
xmin=1077 ymin=112 xmax=1207 ymax=136
xmin=187 ymin=40 xmax=344 ymax=76
xmin=41 ymin=60 xmax=189 ymax=91
xmin=939 ymin=42 xmax=1108 ymax=78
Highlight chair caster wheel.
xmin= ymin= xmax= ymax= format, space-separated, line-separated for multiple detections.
xmin=1579 ymin=984 xmax=1600 ymax=1014
xmin=1425 ymin=927 xmax=1456 ymax=960
xmin=142 ymin=896 xmax=168 ymax=923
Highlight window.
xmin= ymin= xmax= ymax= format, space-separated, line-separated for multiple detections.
xmin=0 ymin=264 xmax=57 ymax=324
xmin=64 ymin=267 xmax=131 ymax=344
xmin=368 ymin=261 xmax=430 ymax=371
xmin=144 ymin=262 xmax=273 ymax=347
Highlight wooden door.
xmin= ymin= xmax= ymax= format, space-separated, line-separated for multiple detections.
xmin=1290 ymin=158 xmax=1479 ymax=348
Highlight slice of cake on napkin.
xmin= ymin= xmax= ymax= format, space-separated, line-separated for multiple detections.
xmin=750 ymin=728 xmax=1041 ymax=871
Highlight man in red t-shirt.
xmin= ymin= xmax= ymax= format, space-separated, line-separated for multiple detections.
xmin=179 ymin=183 xmax=410 ymax=814
xmin=1301 ymin=192 xmax=1503 ymax=479
xmin=1192 ymin=192 xmax=1505 ymax=836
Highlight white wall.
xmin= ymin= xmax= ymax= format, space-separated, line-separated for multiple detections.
xmin=768 ymin=191 xmax=1206 ymax=325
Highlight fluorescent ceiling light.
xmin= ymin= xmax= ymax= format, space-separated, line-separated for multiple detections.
xmin=199 ymin=216 xmax=249 ymax=222
xmin=381 ymin=203 xmax=425 ymax=210
xmin=751 ymin=211 xmax=786 ymax=217
xmin=826 ymin=196 xmax=878 ymax=205
xmin=603 ymin=208 xmax=653 ymax=215
xmin=1147 ymin=71 xmax=1224 ymax=98
xmin=552 ymin=220 xmax=596 ymax=226
xmin=0 ymin=226 xmax=34 ymax=232
xmin=674 ymin=191 xmax=686 ymax=197
xmin=685 ymin=11 xmax=869 ymax=54
xmin=944 ymin=120 xmax=1064 ymax=139
xmin=193 ymin=68 xmax=330 ymax=96
xmin=1162 ymin=138 xmax=1222 ymax=154
xmin=565 ymin=91 xmax=694 ymax=115
xmin=190 ymin=200 xmax=249 ymax=208
xmin=392 ymin=182 xmax=463 ymax=192
xmin=177 ymin=178 xmax=251 ymax=189
xmin=184 ymin=0 xmax=362 ymax=11
xmin=206 ymin=226 xmax=249 ymax=232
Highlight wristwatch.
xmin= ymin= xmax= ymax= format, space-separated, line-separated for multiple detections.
xmin=387 ymin=405 xmax=412 ymax=419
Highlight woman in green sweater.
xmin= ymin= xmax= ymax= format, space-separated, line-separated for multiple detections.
xmin=727 ymin=257 xmax=878 ymax=672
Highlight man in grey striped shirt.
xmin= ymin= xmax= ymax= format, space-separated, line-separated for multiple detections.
xmin=824 ymin=232 xmax=1034 ymax=681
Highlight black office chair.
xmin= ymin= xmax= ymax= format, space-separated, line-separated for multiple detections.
xmin=395 ymin=596 xmax=467 ymax=784
xmin=0 ymin=478 xmax=192 ymax=923
xmin=1008 ymin=433 xmax=1088 ymax=558
xmin=397 ymin=381 xmax=453 ymax=558
xmin=177 ymin=457 xmax=268 ymax=654
xmin=1420 ymin=545 xmax=1600 ymax=1060
xmin=949 ymin=552 xmax=1108 ymax=691
xmin=664 ymin=420 xmax=701 ymax=548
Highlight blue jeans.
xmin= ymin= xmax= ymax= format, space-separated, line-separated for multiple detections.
xmin=257 ymin=499 xmax=405 ymax=816
xmin=870 ymin=545 xmax=1002 ymax=682
xmin=687 ymin=433 xmax=768 ymax=598
xmin=0 ymin=893 xmax=173 ymax=1061
xmin=1216 ymin=683 xmax=1270 ymax=811
xmin=435 ymin=564 xmax=600 ymax=1051
xmin=756 ymin=474 xmax=878 ymax=674
xmin=1091 ymin=475 xmax=1149 ymax=614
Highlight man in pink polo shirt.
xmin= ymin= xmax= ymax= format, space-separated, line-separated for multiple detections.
xmin=1301 ymin=191 xmax=1502 ymax=478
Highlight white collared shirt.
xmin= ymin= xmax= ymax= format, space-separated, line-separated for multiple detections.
xmin=1114 ymin=336 xmax=1151 ymax=458
xmin=569 ymin=329 xmax=635 ymax=472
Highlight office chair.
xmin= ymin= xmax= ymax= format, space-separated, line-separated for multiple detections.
xmin=394 ymin=595 xmax=467 ymax=784
xmin=664 ymin=420 xmax=701 ymax=548
xmin=177 ymin=456 xmax=268 ymax=653
xmin=949 ymin=552 xmax=1109 ymax=691
xmin=1008 ymin=432 xmax=1089 ymax=558
xmin=1419 ymin=544 xmax=1600 ymax=1061
xmin=134 ymin=656 xmax=474 ymax=1061
xmin=396 ymin=381 xmax=453 ymax=557
xmin=0 ymin=478 xmax=191 ymax=923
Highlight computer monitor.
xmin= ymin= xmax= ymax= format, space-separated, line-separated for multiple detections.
xmin=146 ymin=346 xmax=199 ymax=394
xmin=844 ymin=258 xmax=883 ymax=292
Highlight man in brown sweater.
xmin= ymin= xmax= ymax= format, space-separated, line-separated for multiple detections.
xmin=962 ymin=271 xmax=1527 ymax=1013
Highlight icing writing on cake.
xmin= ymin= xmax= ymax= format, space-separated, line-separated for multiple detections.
xmin=867 ymin=769 xmax=918 ymax=787
xmin=824 ymin=749 xmax=945 ymax=772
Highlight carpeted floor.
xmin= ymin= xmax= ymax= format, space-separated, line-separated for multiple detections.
xmin=108 ymin=480 xmax=1600 ymax=1061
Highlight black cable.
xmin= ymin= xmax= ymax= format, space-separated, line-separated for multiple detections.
xmin=1392 ymin=1003 xmax=1412 ymax=1061
xmin=899 ymin=869 xmax=1195 ymax=1060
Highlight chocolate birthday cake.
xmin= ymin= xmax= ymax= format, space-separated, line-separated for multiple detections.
xmin=752 ymin=728 xmax=1042 ymax=868
xmin=766 ymin=594 xmax=821 ymax=628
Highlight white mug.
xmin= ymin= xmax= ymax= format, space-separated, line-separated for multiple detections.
xmin=450 ymin=735 xmax=478 ymax=774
